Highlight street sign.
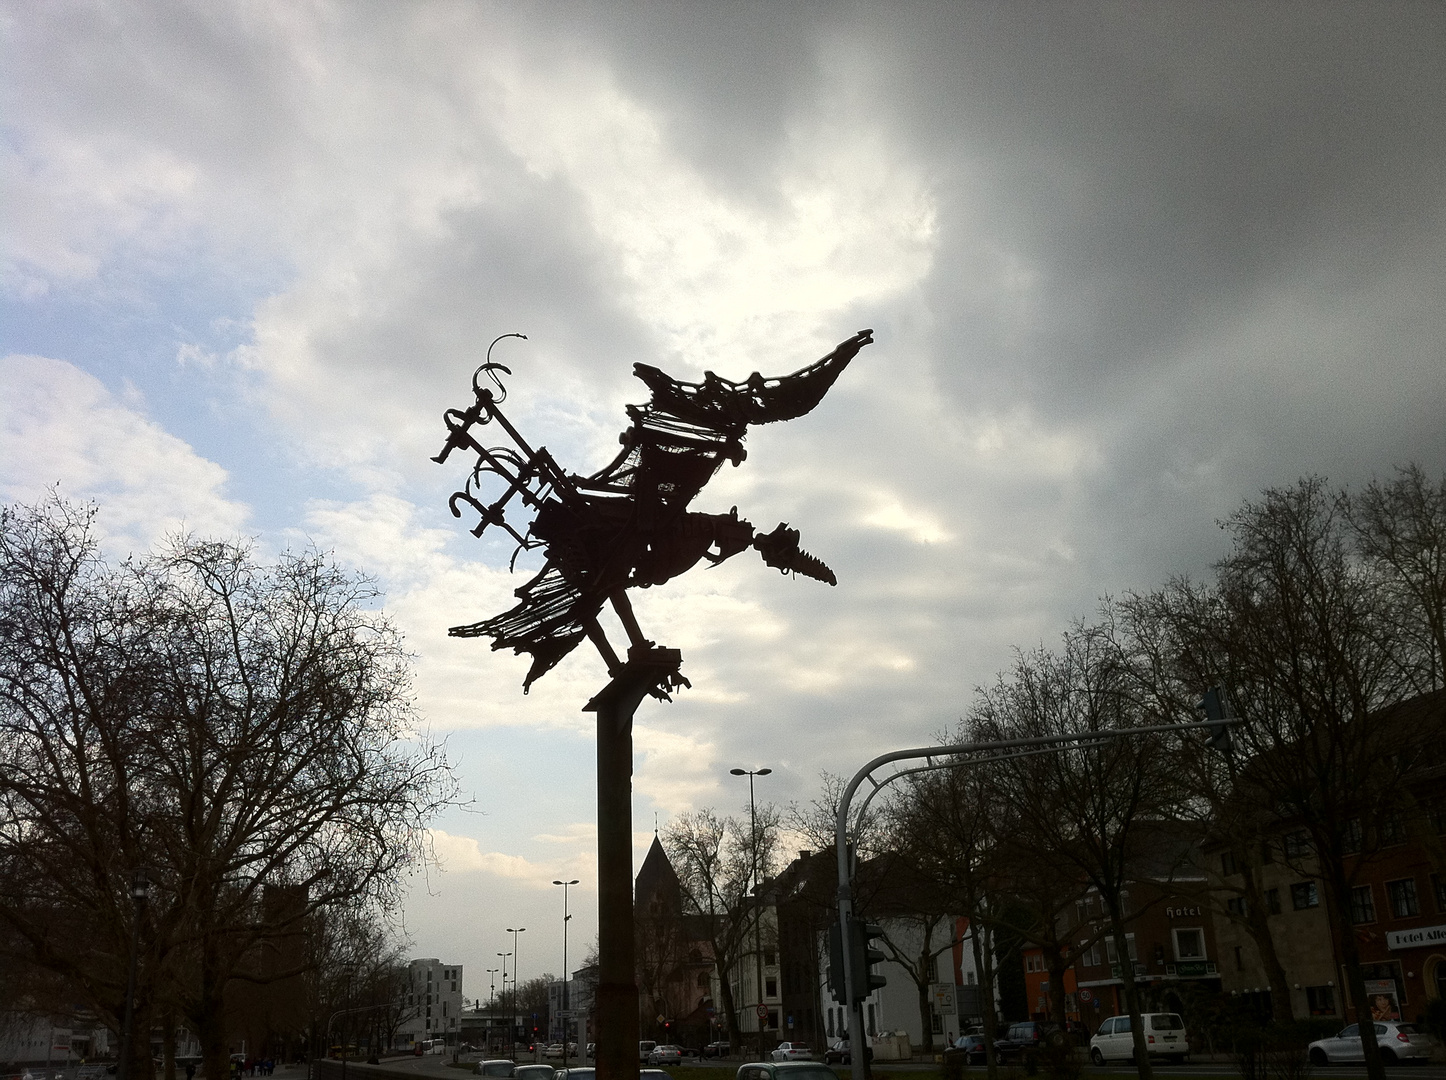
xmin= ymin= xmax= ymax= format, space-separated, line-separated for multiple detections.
xmin=756 ymin=1004 xmax=769 ymax=1021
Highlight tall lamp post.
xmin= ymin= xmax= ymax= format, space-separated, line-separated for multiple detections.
xmin=507 ymin=928 xmax=526 ymax=1058
xmin=117 ymin=868 xmax=151 ymax=1080
xmin=552 ymin=880 xmax=580 ymax=1066
xmin=497 ymin=953 xmax=511 ymax=1055
xmin=487 ymin=969 xmax=499 ymax=1007
xmin=730 ymin=767 xmax=771 ymax=1063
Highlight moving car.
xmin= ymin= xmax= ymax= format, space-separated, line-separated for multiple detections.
xmin=822 ymin=1039 xmax=871 ymax=1066
xmin=996 ymin=1022 xmax=1062 ymax=1061
xmin=736 ymin=1064 xmax=841 ymax=1080
xmin=705 ymin=1042 xmax=732 ymax=1059
xmin=647 ymin=1046 xmax=683 ymax=1066
xmin=1308 ymin=1022 xmax=1438 ymax=1064
xmin=942 ymin=1034 xmax=987 ymax=1066
xmin=1089 ymin=1013 xmax=1187 ymax=1065
xmin=770 ymin=1044 xmax=813 ymax=1062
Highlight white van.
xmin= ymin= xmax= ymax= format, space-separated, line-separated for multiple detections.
xmin=1089 ymin=1013 xmax=1188 ymax=1065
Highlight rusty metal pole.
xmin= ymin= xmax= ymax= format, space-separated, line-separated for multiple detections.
xmin=585 ymin=647 xmax=682 ymax=1080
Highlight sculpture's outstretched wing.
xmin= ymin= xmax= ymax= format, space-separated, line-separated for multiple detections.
xmin=580 ymin=329 xmax=874 ymax=503
xmin=449 ymin=560 xmax=600 ymax=692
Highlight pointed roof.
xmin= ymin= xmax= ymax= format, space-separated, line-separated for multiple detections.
xmin=635 ymin=833 xmax=681 ymax=912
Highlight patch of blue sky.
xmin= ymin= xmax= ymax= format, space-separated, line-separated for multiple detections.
xmin=1 ymin=242 xmax=381 ymax=541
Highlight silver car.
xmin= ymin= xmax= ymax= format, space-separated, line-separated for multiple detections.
xmin=1308 ymin=1022 xmax=1438 ymax=1064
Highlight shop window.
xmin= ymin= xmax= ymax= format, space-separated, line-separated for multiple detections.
xmin=1265 ymin=888 xmax=1281 ymax=915
xmin=1387 ymin=878 xmax=1419 ymax=918
xmin=1291 ymin=882 xmax=1319 ymax=910
xmin=1173 ymin=928 xmax=1206 ymax=961
xmin=1306 ymin=986 xmax=1336 ymax=1015
xmin=1342 ymin=818 xmax=1363 ymax=854
xmin=1349 ymin=885 xmax=1376 ymax=924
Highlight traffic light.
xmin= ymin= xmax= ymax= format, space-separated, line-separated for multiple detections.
xmin=848 ymin=918 xmax=887 ymax=1002
xmin=828 ymin=921 xmax=846 ymax=1001
xmin=1197 ymin=685 xmax=1234 ymax=754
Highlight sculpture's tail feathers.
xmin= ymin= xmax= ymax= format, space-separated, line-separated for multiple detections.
xmin=753 ymin=523 xmax=838 ymax=586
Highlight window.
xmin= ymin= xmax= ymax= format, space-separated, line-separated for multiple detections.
xmin=867 ymin=1004 xmax=876 ymax=1036
xmin=1234 ymin=945 xmax=1245 ymax=972
xmin=1260 ymin=839 xmax=1274 ymax=864
xmin=1349 ymin=885 xmax=1376 ymax=924
xmin=1227 ymin=896 xmax=1247 ymax=917
xmin=1284 ymin=831 xmax=1311 ymax=859
xmin=1291 ymin=882 xmax=1319 ymax=910
xmin=828 ymin=1010 xmax=835 ymax=1037
xmin=765 ymin=977 xmax=777 ymax=998
xmin=1387 ymin=878 xmax=1420 ymax=918
xmin=1080 ymin=940 xmax=1100 ymax=967
xmin=1173 ymin=928 xmax=1205 ymax=961
xmin=1306 ymin=986 xmax=1336 ymax=1016
xmin=1429 ymin=804 xmax=1446 ymax=835
xmin=1342 ymin=818 xmax=1363 ymax=854
xmin=1105 ymin=935 xmax=1137 ymax=963
xmin=1381 ymin=813 xmax=1405 ymax=845
xmin=1433 ymin=873 xmax=1446 ymax=914
xmin=1265 ymin=888 xmax=1281 ymax=915
xmin=764 ymin=950 xmax=776 ymax=967
xmin=1221 ymin=851 xmax=1238 ymax=876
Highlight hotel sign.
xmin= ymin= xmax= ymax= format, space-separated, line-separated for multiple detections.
xmin=1386 ymin=924 xmax=1446 ymax=950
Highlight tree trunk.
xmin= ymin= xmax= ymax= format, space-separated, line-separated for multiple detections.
xmin=716 ymin=955 xmax=742 ymax=1049
xmin=1238 ymin=862 xmax=1294 ymax=1022
xmin=1322 ymin=872 xmax=1387 ymax=1080
xmin=1043 ymin=944 xmax=1071 ymax=1036
xmin=971 ymin=921 xmax=999 ymax=1080
xmin=1104 ymin=902 xmax=1153 ymax=1080
xmin=163 ymin=1013 xmax=177 ymax=1080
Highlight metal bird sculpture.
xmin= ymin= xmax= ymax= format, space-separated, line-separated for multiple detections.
xmin=433 ymin=328 xmax=873 ymax=692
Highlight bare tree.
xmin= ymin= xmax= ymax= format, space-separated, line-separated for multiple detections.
xmin=0 ymin=497 xmax=455 ymax=1080
xmin=1122 ymin=474 xmax=1443 ymax=1080
xmin=977 ymin=621 xmax=1185 ymax=1080
xmin=663 ymin=806 xmax=778 ymax=1050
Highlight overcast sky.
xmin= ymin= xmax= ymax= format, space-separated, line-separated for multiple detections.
xmin=4 ymin=1 xmax=1444 ymax=999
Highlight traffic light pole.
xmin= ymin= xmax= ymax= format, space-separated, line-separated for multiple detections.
xmin=833 ymin=716 xmax=1239 ymax=1077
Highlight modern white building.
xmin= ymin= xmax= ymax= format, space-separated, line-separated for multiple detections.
xmin=398 ymin=958 xmax=465 ymax=1047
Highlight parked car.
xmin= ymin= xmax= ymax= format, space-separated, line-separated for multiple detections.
xmin=543 ymin=1045 xmax=564 ymax=1060
xmin=996 ymin=1021 xmax=1063 ymax=1061
xmin=1089 ymin=1013 xmax=1187 ymax=1065
xmin=513 ymin=1066 xmax=555 ymax=1080
xmin=1308 ymin=1022 xmax=1438 ymax=1064
xmin=770 ymin=1044 xmax=813 ymax=1063
xmin=647 ymin=1046 xmax=683 ymax=1066
xmin=705 ymin=1041 xmax=732 ymax=1058
xmin=555 ymin=1070 xmax=593 ymax=1080
xmin=942 ymin=1034 xmax=987 ymax=1067
xmin=476 ymin=1061 xmax=516 ymax=1077
xmin=640 ymin=1071 xmax=674 ymax=1080
xmin=638 ymin=1041 xmax=657 ymax=1064
xmin=735 ymin=1063 xmax=841 ymax=1080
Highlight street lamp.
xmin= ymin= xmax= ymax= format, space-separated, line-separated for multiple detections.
xmin=117 ymin=867 xmax=151 ymax=1080
xmin=486 ymin=968 xmax=499 ymax=1007
xmin=730 ymin=767 xmax=772 ymax=1062
xmin=497 ymin=953 xmax=511 ymax=1056
xmin=552 ymin=880 xmax=580 ymax=1066
xmin=507 ymin=928 xmax=526 ymax=1058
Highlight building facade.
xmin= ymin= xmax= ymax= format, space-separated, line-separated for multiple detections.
xmin=398 ymin=959 xmax=465 ymax=1047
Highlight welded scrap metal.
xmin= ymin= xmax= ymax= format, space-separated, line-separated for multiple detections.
xmin=434 ymin=329 xmax=874 ymax=691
